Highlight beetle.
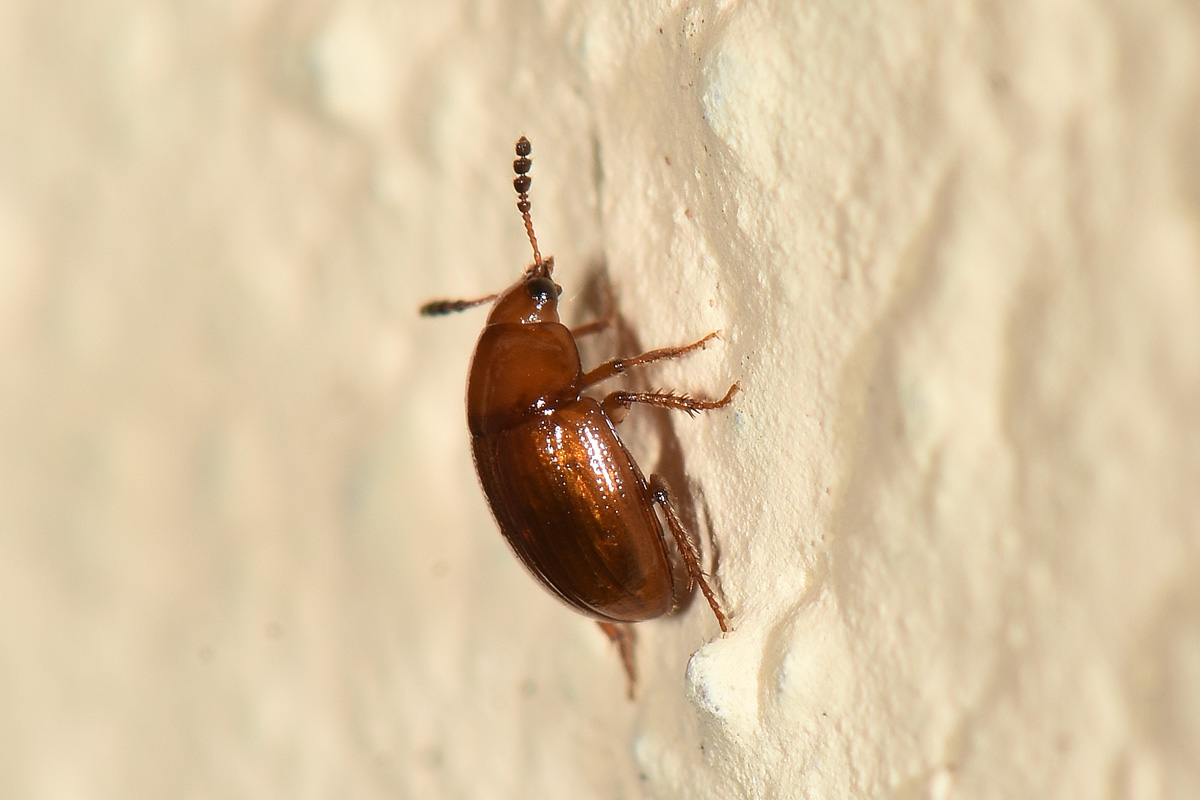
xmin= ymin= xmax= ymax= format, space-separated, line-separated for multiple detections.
xmin=420 ymin=136 xmax=737 ymax=693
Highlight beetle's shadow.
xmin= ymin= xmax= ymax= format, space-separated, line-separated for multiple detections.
xmin=573 ymin=263 xmax=724 ymax=619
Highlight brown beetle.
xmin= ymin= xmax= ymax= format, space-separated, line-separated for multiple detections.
xmin=421 ymin=136 xmax=736 ymax=693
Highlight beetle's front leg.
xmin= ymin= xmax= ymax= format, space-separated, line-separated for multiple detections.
xmin=570 ymin=315 xmax=614 ymax=338
xmin=570 ymin=279 xmax=617 ymax=338
xmin=581 ymin=332 xmax=722 ymax=387
xmin=597 ymin=621 xmax=637 ymax=699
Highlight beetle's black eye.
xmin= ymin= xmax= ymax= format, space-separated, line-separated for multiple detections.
xmin=527 ymin=276 xmax=558 ymax=307
xmin=554 ymin=283 xmax=563 ymax=296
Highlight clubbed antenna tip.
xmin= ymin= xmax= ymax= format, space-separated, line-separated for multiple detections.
xmin=512 ymin=136 xmax=543 ymax=271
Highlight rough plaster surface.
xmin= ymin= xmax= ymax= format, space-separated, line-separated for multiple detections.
xmin=2 ymin=1 xmax=1199 ymax=798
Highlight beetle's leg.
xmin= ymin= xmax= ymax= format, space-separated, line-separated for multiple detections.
xmin=597 ymin=621 xmax=637 ymax=699
xmin=649 ymin=476 xmax=730 ymax=633
xmin=581 ymin=332 xmax=721 ymax=387
xmin=570 ymin=314 xmax=614 ymax=338
xmin=570 ymin=280 xmax=617 ymax=338
xmin=600 ymin=383 xmax=739 ymax=422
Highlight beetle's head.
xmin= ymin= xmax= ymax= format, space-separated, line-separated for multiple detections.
xmin=484 ymin=137 xmax=566 ymax=325
xmin=486 ymin=256 xmax=562 ymax=324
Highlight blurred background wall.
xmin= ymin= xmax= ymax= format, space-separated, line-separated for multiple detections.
xmin=1 ymin=1 xmax=1198 ymax=798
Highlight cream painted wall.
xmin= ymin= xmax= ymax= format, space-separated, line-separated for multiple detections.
xmin=2 ymin=1 xmax=1198 ymax=798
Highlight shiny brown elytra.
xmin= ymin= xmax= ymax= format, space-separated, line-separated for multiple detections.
xmin=420 ymin=136 xmax=736 ymax=695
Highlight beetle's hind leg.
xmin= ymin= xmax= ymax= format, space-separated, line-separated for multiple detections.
xmin=649 ymin=476 xmax=730 ymax=633
xmin=597 ymin=621 xmax=637 ymax=699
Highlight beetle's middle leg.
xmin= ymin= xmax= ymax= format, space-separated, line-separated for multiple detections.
xmin=600 ymin=383 xmax=738 ymax=422
xmin=581 ymin=332 xmax=721 ymax=387
xmin=648 ymin=475 xmax=730 ymax=633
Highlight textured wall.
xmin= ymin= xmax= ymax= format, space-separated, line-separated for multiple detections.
xmin=2 ymin=1 xmax=1198 ymax=798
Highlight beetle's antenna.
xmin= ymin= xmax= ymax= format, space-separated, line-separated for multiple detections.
xmin=513 ymin=136 xmax=546 ymax=274
xmin=419 ymin=293 xmax=499 ymax=316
